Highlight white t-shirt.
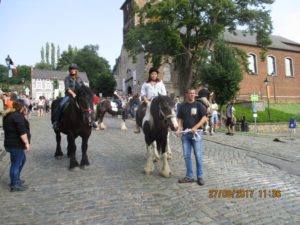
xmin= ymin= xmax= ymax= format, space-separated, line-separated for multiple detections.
xmin=141 ymin=80 xmax=167 ymax=100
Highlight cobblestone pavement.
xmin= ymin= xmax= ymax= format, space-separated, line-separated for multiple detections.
xmin=0 ymin=114 xmax=299 ymax=225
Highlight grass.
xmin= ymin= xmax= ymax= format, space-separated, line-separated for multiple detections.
xmin=222 ymin=103 xmax=299 ymax=123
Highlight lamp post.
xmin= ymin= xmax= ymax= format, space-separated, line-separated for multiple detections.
xmin=5 ymin=55 xmax=13 ymax=89
xmin=264 ymin=78 xmax=271 ymax=121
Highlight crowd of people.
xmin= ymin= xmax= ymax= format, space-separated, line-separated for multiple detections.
xmin=0 ymin=64 xmax=238 ymax=192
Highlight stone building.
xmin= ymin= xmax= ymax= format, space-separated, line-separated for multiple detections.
xmin=116 ymin=0 xmax=300 ymax=102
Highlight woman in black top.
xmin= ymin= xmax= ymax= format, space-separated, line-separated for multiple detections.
xmin=3 ymin=99 xmax=30 ymax=192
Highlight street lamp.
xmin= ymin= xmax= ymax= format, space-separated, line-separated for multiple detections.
xmin=5 ymin=55 xmax=13 ymax=89
xmin=264 ymin=78 xmax=271 ymax=121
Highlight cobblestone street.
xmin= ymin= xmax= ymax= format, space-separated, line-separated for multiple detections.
xmin=0 ymin=114 xmax=299 ymax=225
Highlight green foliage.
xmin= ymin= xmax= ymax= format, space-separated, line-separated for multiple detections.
xmin=199 ymin=41 xmax=243 ymax=107
xmin=96 ymin=73 xmax=116 ymax=97
xmin=73 ymin=45 xmax=114 ymax=94
xmin=0 ymin=65 xmax=31 ymax=91
xmin=124 ymin=0 xmax=274 ymax=93
xmin=45 ymin=42 xmax=50 ymax=65
xmin=52 ymin=79 xmax=59 ymax=90
xmin=56 ymin=45 xmax=76 ymax=70
xmin=35 ymin=62 xmax=52 ymax=70
xmin=51 ymin=43 xmax=55 ymax=70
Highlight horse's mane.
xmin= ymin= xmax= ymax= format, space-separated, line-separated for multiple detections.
xmin=150 ymin=95 xmax=174 ymax=118
xmin=76 ymin=85 xmax=94 ymax=97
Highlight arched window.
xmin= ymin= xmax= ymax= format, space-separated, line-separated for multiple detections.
xmin=247 ymin=53 xmax=257 ymax=74
xmin=267 ymin=56 xmax=276 ymax=75
xmin=285 ymin=58 xmax=294 ymax=77
xmin=163 ymin=63 xmax=171 ymax=82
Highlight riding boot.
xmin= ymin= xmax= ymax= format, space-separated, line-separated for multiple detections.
xmin=134 ymin=124 xmax=140 ymax=133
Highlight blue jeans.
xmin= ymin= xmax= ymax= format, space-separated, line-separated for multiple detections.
xmin=6 ymin=148 xmax=26 ymax=187
xmin=181 ymin=131 xmax=203 ymax=179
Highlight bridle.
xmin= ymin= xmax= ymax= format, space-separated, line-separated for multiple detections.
xmin=159 ymin=105 xmax=176 ymax=123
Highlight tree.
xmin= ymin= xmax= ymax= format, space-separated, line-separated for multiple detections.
xmin=45 ymin=42 xmax=50 ymax=65
xmin=73 ymin=45 xmax=114 ymax=95
xmin=56 ymin=45 xmax=60 ymax=67
xmin=34 ymin=62 xmax=52 ymax=70
xmin=124 ymin=0 xmax=274 ymax=94
xmin=51 ymin=43 xmax=56 ymax=69
xmin=199 ymin=41 xmax=244 ymax=108
xmin=41 ymin=47 xmax=45 ymax=63
xmin=56 ymin=45 xmax=76 ymax=70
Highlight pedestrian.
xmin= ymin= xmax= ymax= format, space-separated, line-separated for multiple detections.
xmin=176 ymin=87 xmax=207 ymax=186
xmin=210 ymin=98 xmax=219 ymax=134
xmin=225 ymin=100 xmax=235 ymax=136
xmin=52 ymin=63 xmax=97 ymax=130
xmin=134 ymin=67 xmax=167 ymax=133
xmin=3 ymin=99 xmax=31 ymax=192
xmin=37 ymin=96 xmax=45 ymax=117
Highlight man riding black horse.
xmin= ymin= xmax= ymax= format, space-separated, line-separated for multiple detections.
xmin=52 ymin=63 xmax=97 ymax=130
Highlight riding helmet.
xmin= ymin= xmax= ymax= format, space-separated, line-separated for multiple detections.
xmin=69 ymin=63 xmax=79 ymax=70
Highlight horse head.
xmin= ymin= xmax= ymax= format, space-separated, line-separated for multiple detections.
xmin=75 ymin=85 xmax=95 ymax=125
xmin=151 ymin=96 xmax=178 ymax=131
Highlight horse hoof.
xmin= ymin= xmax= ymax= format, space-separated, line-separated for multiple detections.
xmin=80 ymin=165 xmax=90 ymax=170
xmin=161 ymin=171 xmax=172 ymax=178
xmin=55 ymin=155 xmax=63 ymax=160
xmin=144 ymin=170 xmax=152 ymax=175
xmin=69 ymin=167 xmax=79 ymax=171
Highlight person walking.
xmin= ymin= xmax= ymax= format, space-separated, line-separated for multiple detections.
xmin=3 ymin=99 xmax=31 ymax=192
xmin=176 ymin=88 xmax=207 ymax=186
xmin=134 ymin=67 xmax=167 ymax=133
xmin=52 ymin=63 xmax=97 ymax=130
xmin=210 ymin=98 xmax=219 ymax=134
xmin=225 ymin=100 xmax=235 ymax=136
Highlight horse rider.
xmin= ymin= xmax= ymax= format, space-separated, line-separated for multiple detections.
xmin=52 ymin=63 xmax=97 ymax=130
xmin=134 ymin=67 xmax=167 ymax=133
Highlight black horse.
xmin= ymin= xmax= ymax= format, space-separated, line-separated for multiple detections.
xmin=95 ymin=99 xmax=128 ymax=130
xmin=136 ymin=95 xmax=178 ymax=177
xmin=51 ymin=85 xmax=95 ymax=169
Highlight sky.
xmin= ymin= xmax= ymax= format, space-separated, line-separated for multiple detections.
xmin=0 ymin=0 xmax=300 ymax=69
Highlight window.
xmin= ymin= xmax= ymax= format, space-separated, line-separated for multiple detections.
xmin=45 ymin=80 xmax=52 ymax=89
xmin=285 ymin=57 xmax=294 ymax=77
xmin=247 ymin=54 xmax=257 ymax=74
xmin=267 ymin=56 xmax=276 ymax=75
xmin=163 ymin=63 xmax=171 ymax=82
xmin=36 ymin=80 xmax=42 ymax=89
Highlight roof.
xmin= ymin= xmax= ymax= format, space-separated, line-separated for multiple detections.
xmin=223 ymin=30 xmax=300 ymax=52
xmin=31 ymin=69 xmax=89 ymax=83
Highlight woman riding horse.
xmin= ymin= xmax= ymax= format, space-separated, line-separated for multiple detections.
xmin=52 ymin=63 xmax=97 ymax=130
xmin=134 ymin=67 xmax=167 ymax=133
xmin=51 ymin=63 xmax=96 ymax=169
xmin=51 ymin=84 xmax=95 ymax=169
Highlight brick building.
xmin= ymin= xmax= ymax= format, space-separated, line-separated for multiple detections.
xmin=116 ymin=0 xmax=300 ymax=102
